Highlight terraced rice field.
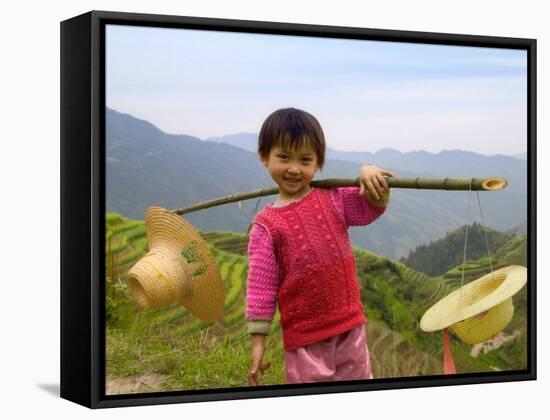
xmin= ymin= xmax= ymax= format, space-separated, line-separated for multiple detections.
xmin=105 ymin=213 xmax=527 ymax=393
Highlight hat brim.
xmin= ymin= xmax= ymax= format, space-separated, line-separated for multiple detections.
xmin=144 ymin=207 xmax=225 ymax=322
xmin=420 ymin=265 xmax=527 ymax=333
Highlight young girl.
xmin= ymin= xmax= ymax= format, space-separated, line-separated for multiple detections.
xmin=246 ymin=107 xmax=394 ymax=385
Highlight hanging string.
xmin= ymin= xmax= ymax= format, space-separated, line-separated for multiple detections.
xmin=459 ymin=179 xmax=473 ymax=310
xmin=475 ymin=191 xmax=496 ymax=278
xmin=443 ymin=179 xmax=473 ymax=375
xmin=442 ymin=180 xmax=497 ymax=375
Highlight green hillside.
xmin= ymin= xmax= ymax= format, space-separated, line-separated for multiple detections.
xmin=399 ymin=222 xmax=516 ymax=276
xmin=105 ymin=212 xmax=528 ymax=395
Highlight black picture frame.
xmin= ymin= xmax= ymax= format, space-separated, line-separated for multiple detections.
xmin=60 ymin=10 xmax=537 ymax=409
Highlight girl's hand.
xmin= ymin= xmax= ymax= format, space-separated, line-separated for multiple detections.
xmin=248 ymin=334 xmax=271 ymax=386
xmin=359 ymin=164 xmax=395 ymax=201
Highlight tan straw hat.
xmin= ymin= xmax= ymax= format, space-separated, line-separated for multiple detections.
xmin=127 ymin=207 xmax=224 ymax=323
xmin=420 ymin=265 xmax=527 ymax=344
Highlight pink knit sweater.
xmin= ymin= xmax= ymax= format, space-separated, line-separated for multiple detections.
xmin=245 ymin=186 xmax=390 ymax=336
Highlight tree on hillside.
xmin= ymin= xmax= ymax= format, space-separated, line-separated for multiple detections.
xmin=399 ymin=223 xmax=513 ymax=276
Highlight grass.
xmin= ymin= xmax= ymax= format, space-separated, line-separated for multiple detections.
xmin=106 ymin=320 xmax=285 ymax=391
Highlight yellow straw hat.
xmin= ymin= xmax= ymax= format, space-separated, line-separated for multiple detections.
xmin=127 ymin=207 xmax=224 ymax=323
xmin=420 ymin=265 xmax=527 ymax=344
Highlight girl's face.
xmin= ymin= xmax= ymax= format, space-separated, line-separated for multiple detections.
xmin=260 ymin=143 xmax=320 ymax=201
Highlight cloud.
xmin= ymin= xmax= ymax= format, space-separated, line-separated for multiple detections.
xmin=106 ymin=24 xmax=527 ymax=155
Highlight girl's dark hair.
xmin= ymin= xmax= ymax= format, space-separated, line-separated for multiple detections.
xmin=258 ymin=107 xmax=326 ymax=169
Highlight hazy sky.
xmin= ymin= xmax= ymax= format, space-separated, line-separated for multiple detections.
xmin=106 ymin=24 xmax=527 ymax=156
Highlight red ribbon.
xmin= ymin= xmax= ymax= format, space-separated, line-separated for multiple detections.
xmin=442 ymin=328 xmax=457 ymax=374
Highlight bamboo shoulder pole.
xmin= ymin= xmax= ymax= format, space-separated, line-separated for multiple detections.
xmin=172 ymin=176 xmax=507 ymax=215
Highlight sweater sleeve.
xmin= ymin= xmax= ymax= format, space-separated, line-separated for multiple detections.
xmin=331 ymin=186 xmax=391 ymax=228
xmin=245 ymin=223 xmax=280 ymax=335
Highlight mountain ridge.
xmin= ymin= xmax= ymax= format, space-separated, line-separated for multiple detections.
xmin=106 ymin=107 xmax=527 ymax=260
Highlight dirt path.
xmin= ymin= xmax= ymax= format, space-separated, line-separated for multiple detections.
xmin=106 ymin=373 xmax=166 ymax=395
xmin=470 ymin=330 xmax=521 ymax=357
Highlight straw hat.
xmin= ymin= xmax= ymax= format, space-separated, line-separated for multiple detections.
xmin=127 ymin=207 xmax=224 ymax=323
xmin=420 ymin=265 xmax=527 ymax=344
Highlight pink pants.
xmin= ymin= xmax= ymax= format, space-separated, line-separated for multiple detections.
xmin=284 ymin=323 xmax=374 ymax=384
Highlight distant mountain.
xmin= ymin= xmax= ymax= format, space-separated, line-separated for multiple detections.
xmin=205 ymin=133 xmax=258 ymax=153
xmin=506 ymin=221 xmax=527 ymax=235
xmin=327 ymin=147 xmax=526 ymax=194
xmin=106 ymin=108 xmax=528 ymax=260
xmin=106 ymin=108 xmax=273 ymax=235
xmin=205 ymin=134 xmax=527 ymax=194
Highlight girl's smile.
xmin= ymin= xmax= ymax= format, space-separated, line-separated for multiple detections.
xmin=260 ymin=145 xmax=320 ymax=202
